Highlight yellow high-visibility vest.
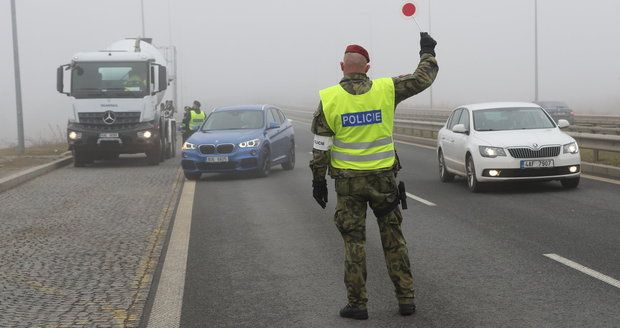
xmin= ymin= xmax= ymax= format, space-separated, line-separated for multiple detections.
xmin=189 ymin=110 xmax=206 ymax=130
xmin=320 ymin=77 xmax=395 ymax=170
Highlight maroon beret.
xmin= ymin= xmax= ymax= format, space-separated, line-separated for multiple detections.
xmin=345 ymin=44 xmax=370 ymax=63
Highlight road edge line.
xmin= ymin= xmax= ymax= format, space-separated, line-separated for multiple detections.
xmin=146 ymin=179 xmax=196 ymax=328
xmin=0 ymin=155 xmax=73 ymax=193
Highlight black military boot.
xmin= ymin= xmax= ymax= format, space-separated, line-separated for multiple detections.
xmin=339 ymin=304 xmax=369 ymax=320
xmin=399 ymin=303 xmax=416 ymax=316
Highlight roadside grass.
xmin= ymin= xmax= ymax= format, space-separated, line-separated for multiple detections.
xmin=580 ymin=149 xmax=620 ymax=167
xmin=0 ymin=124 xmax=67 ymax=157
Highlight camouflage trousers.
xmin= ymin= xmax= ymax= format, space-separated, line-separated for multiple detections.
xmin=333 ymin=172 xmax=414 ymax=307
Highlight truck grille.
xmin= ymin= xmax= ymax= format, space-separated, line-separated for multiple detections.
xmin=78 ymin=112 xmax=141 ymax=125
xmin=508 ymin=146 xmax=560 ymax=158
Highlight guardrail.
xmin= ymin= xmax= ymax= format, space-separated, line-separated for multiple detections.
xmin=282 ymin=108 xmax=620 ymax=169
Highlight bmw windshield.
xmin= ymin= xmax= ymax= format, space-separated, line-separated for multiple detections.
xmin=70 ymin=62 xmax=149 ymax=99
xmin=202 ymin=110 xmax=264 ymax=131
xmin=473 ymin=107 xmax=556 ymax=131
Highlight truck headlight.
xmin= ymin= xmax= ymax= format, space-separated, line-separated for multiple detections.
xmin=137 ymin=130 xmax=152 ymax=139
xmin=479 ymin=146 xmax=506 ymax=158
xmin=563 ymin=142 xmax=579 ymax=154
xmin=182 ymin=142 xmax=196 ymax=150
xmin=68 ymin=131 xmax=82 ymax=140
xmin=239 ymin=139 xmax=261 ymax=148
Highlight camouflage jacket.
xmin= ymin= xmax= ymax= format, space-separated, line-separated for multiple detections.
xmin=310 ymin=53 xmax=438 ymax=181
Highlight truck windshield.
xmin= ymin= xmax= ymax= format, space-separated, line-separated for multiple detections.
xmin=71 ymin=62 xmax=149 ymax=99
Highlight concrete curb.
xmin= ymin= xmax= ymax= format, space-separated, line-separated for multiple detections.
xmin=0 ymin=156 xmax=73 ymax=193
xmin=581 ymin=162 xmax=620 ymax=180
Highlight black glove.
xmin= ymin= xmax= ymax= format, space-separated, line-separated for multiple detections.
xmin=419 ymin=32 xmax=437 ymax=57
xmin=312 ymin=179 xmax=328 ymax=209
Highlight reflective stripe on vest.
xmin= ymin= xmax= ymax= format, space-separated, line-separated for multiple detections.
xmin=189 ymin=111 xmax=206 ymax=130
xmin=319 ymin=77 xmax=396 ymax=170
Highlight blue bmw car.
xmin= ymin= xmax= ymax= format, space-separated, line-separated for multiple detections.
xmin=181 ymin=105 xmax=295 ymax=180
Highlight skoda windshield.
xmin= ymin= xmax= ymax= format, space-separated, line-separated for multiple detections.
xmin=202 ymin=110 xmax=264 ymax=131
xmin=473 ymin=107 xmax=556 ymax=131
xmin=71 ymin=62 xmax=149 ymax=99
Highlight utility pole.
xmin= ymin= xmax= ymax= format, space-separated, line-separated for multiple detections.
xmin=140 ymin=0 xmax=146 ymax=37
xmin=534 ymin=0 xmax=539 ymax=101
xmin=10 ymin=0 xmax=25 ymax=155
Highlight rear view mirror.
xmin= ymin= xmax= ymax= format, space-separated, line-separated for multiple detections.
xmin=57 ymin=65 xmax=69 ymax=95
xmin=557 ymin=119 xmax=570 ymax=128
xmin=158 ymin=66 xmax=167 ymax=91
xmin=267 ymin=122 xmax=280 ymax=130
xmin=452 ymin=124 xmax=468 ymax=134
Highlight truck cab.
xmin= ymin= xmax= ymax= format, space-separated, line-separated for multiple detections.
xmin=57 ymin=38 xmax=176 ymax=166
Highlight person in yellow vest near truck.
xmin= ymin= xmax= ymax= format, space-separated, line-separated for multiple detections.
xmin=182 ymin=100 xmax=206 ymax=142
xmin=309 ymin=33 xmax=438 ymax=320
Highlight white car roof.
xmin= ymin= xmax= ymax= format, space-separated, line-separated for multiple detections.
xmin=460 ymin=102 xmax=541 ymax=111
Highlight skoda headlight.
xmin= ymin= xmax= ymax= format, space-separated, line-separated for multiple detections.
xmin=239 ymin=138 xmax=261 ymax=148
xmin=182 ymin=142 xmax=197 ymax=150
xmin=563 ymin=142 xmax=579 ymax=154
xmin=479 ymin=146 xmax=506 ymax=158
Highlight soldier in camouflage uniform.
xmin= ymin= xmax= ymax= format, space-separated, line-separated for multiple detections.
xmin=310 ymin=33 xmax=438 ymax=320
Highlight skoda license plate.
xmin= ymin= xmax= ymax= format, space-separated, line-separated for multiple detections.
xmin=99 ymin=133 xmax=119 ymax=138
xmin=520 ymin=159 xmax=554 ymax=168
xmin=206 ymin=156 xmax=228 ymax=163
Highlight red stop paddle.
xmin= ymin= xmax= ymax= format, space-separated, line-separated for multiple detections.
xmin=402 ymin=2 xmax=423 ymax=31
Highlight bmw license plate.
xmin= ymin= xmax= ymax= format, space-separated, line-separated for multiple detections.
xmin=99 ymin=133 xmax=119 ymax=138
xmin=206 ymin=156 xmax=228 ymax=163
xmin=520 ymin=159 xmax=554 ymax=168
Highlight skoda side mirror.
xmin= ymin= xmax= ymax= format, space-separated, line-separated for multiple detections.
xmin=557 ymin=119 xmax=570 ymax=129
xmin=452 ymin=124 xmax=469 ymax=134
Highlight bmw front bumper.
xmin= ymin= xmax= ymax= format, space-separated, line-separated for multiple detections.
xmin=181 ymin=147 xmax=266 ymax=174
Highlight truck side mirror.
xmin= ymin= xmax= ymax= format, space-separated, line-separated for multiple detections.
xmin=158 ymin=66 xmax=167 ymax=92
xmin=57 ymin=65 xmax=69 ymax=95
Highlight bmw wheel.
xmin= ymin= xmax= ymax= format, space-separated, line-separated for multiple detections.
xmin=438 ymin=150 xmax=454 ymax=182
xmin=257 ymin=148 xmax=271 ymax=177
xmin=184 ymin=172 xmax=201 ymax=180
xmin=466 ymin=156 xmax=483 ymax=193
xmin=282 ymin=142 xmax=295 ymax=170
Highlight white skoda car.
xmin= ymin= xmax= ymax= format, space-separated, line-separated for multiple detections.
xmin=436 ymin=102 xmax=581 ymax=192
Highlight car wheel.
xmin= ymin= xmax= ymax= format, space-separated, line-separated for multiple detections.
xmin=438 ymin=150 xmax=454 ymax=182
xmin=561 ymin=177 xmax=580 ymax=189
xmin=257 ymin=148 xmax=271 ymax=177
xmin=282 ymin=142 xmax=295 ymax=170
xmin=466 ymin=156 xmax=483 ymax=193
xmin=184 ymin=172 xmax=201 ymax=180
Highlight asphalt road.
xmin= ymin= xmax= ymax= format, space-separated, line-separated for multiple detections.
xmin=179 ymin=121 xmax=619 ymax=327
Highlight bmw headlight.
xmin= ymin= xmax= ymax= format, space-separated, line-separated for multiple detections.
xmin=479 ymin=146 xmax=506 ymax=158
xmin=563 ymin=142 xmax=579 ymax=154
xmin=239 ymin=138 xmax=261 ymax=148
xmin=182 ymin=142 xmax=197 ymax=150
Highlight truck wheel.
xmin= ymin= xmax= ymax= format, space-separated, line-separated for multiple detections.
xmin=73 ymin=151 xmax=92 ymax=167
xmin=146 ymin=142 xmax=162 ymax=166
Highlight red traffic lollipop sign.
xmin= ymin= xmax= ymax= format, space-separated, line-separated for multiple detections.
xmin=401 ymin=2 xmax=423 ymax=31
xmin=402 ymin=3 xmax=416 ymax=17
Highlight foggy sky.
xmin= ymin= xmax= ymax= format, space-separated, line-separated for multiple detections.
xmin=1 ymin=0 xmax=619 ymax=146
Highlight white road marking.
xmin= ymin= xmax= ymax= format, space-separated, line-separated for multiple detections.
xmin=406 ymin=192 xmax=437 ymax=206
xmin=544 ymin=253 xmax=620 ymax=289
xmin=147 ymin=180 xmax=196 ymax=328
xmin=581 ymin=174 xmax=620 ymax=185
xmin=395 ymin=139 xmax=436 ymax=150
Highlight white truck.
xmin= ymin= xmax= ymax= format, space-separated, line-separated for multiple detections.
xmin=57 ymin=38 xmax=177 ymax=166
